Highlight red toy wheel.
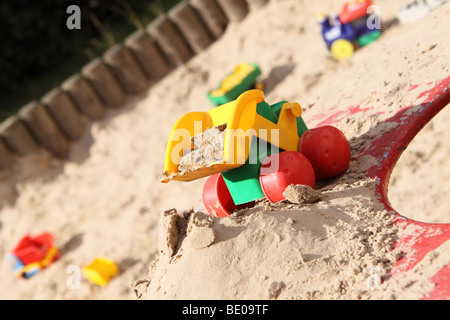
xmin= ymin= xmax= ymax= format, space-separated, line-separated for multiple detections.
xmin=202 ymin=173 xmax=240 ymax=217
xmin=260 ymin=151 xmax=315 ymax=203
xmin=298 ymin=126 xmax=351 ymax=180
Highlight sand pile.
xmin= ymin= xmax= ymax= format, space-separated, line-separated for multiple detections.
xmin=0 ymin=0 xmax=448 ymax=300
xmin=144 ymin=178 xmax=399 ymax=299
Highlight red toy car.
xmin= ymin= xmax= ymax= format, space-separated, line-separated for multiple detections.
xmin=8 ymin=232 xmax=60 ymax=278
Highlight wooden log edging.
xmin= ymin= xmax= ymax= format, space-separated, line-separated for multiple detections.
xmin=168 ymin=2 xmax=214 ymax=54
xmin=0 ymin=0 xmax=266 ymax=172
xmin=61 ymin=73 xmax=107 ymax=121
xmin=191 ymin=0 xmax=229 ymax=39
xmin=246 ymin=0 xmax=269 ymax=9
xmin=81 ymin=58 xmax=127 ymax=108
xmin=0 ymin=116 xmax=40 ymax=156
xmin=103 ymin=44 xmax=150 ymax=94
xmin=0 ymin=139 xmax=15 ymax=171
xmin=124 ymin=29 xmax=172 ymax=81
xmin=216 ymin=0 xmax=250 ymax=22
xmin=147 ymin=15 xmax=194 ymax=67
xmin=40 ymin=88 xmax=86 ymax=141
xmin=19 ymin=101 xmax=71 ymax=158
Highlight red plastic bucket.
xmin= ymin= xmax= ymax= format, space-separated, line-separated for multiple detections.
xmin=259 ymin=151 xmax=315 ymax=203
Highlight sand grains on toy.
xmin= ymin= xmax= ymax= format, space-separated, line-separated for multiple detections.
xmin=178 ymin=124 xmax=227 ymax=172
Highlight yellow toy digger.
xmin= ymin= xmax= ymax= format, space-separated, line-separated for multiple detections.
xmin=161 ymin=90 xmax=350 ymax=217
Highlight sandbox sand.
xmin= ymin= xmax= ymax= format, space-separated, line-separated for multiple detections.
xmin=0 ymin=0 xmax=449 ymax=300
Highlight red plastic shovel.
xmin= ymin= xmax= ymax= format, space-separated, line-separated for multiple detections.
xmin=303 ymin=75 xmax=450 ymax=300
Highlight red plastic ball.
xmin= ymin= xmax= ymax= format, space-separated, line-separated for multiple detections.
xmin=298 ymin=126 xmax=351 ymax=180
xmin=259 ymin=151 xmax=315 ymax=203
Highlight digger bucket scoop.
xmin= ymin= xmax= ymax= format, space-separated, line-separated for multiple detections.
xmin=162 ymin=90 xmax=303 ymax=182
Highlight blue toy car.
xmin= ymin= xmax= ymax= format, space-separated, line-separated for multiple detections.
xmin=318 ymin=0 xmax=381 ymax=60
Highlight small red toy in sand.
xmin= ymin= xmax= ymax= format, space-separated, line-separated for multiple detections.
xmin=7 ymin=232 xmax=59 ymax=278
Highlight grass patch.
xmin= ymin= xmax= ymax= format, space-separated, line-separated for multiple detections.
xmin=0 ymin=0 xmax=181 ymax=122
